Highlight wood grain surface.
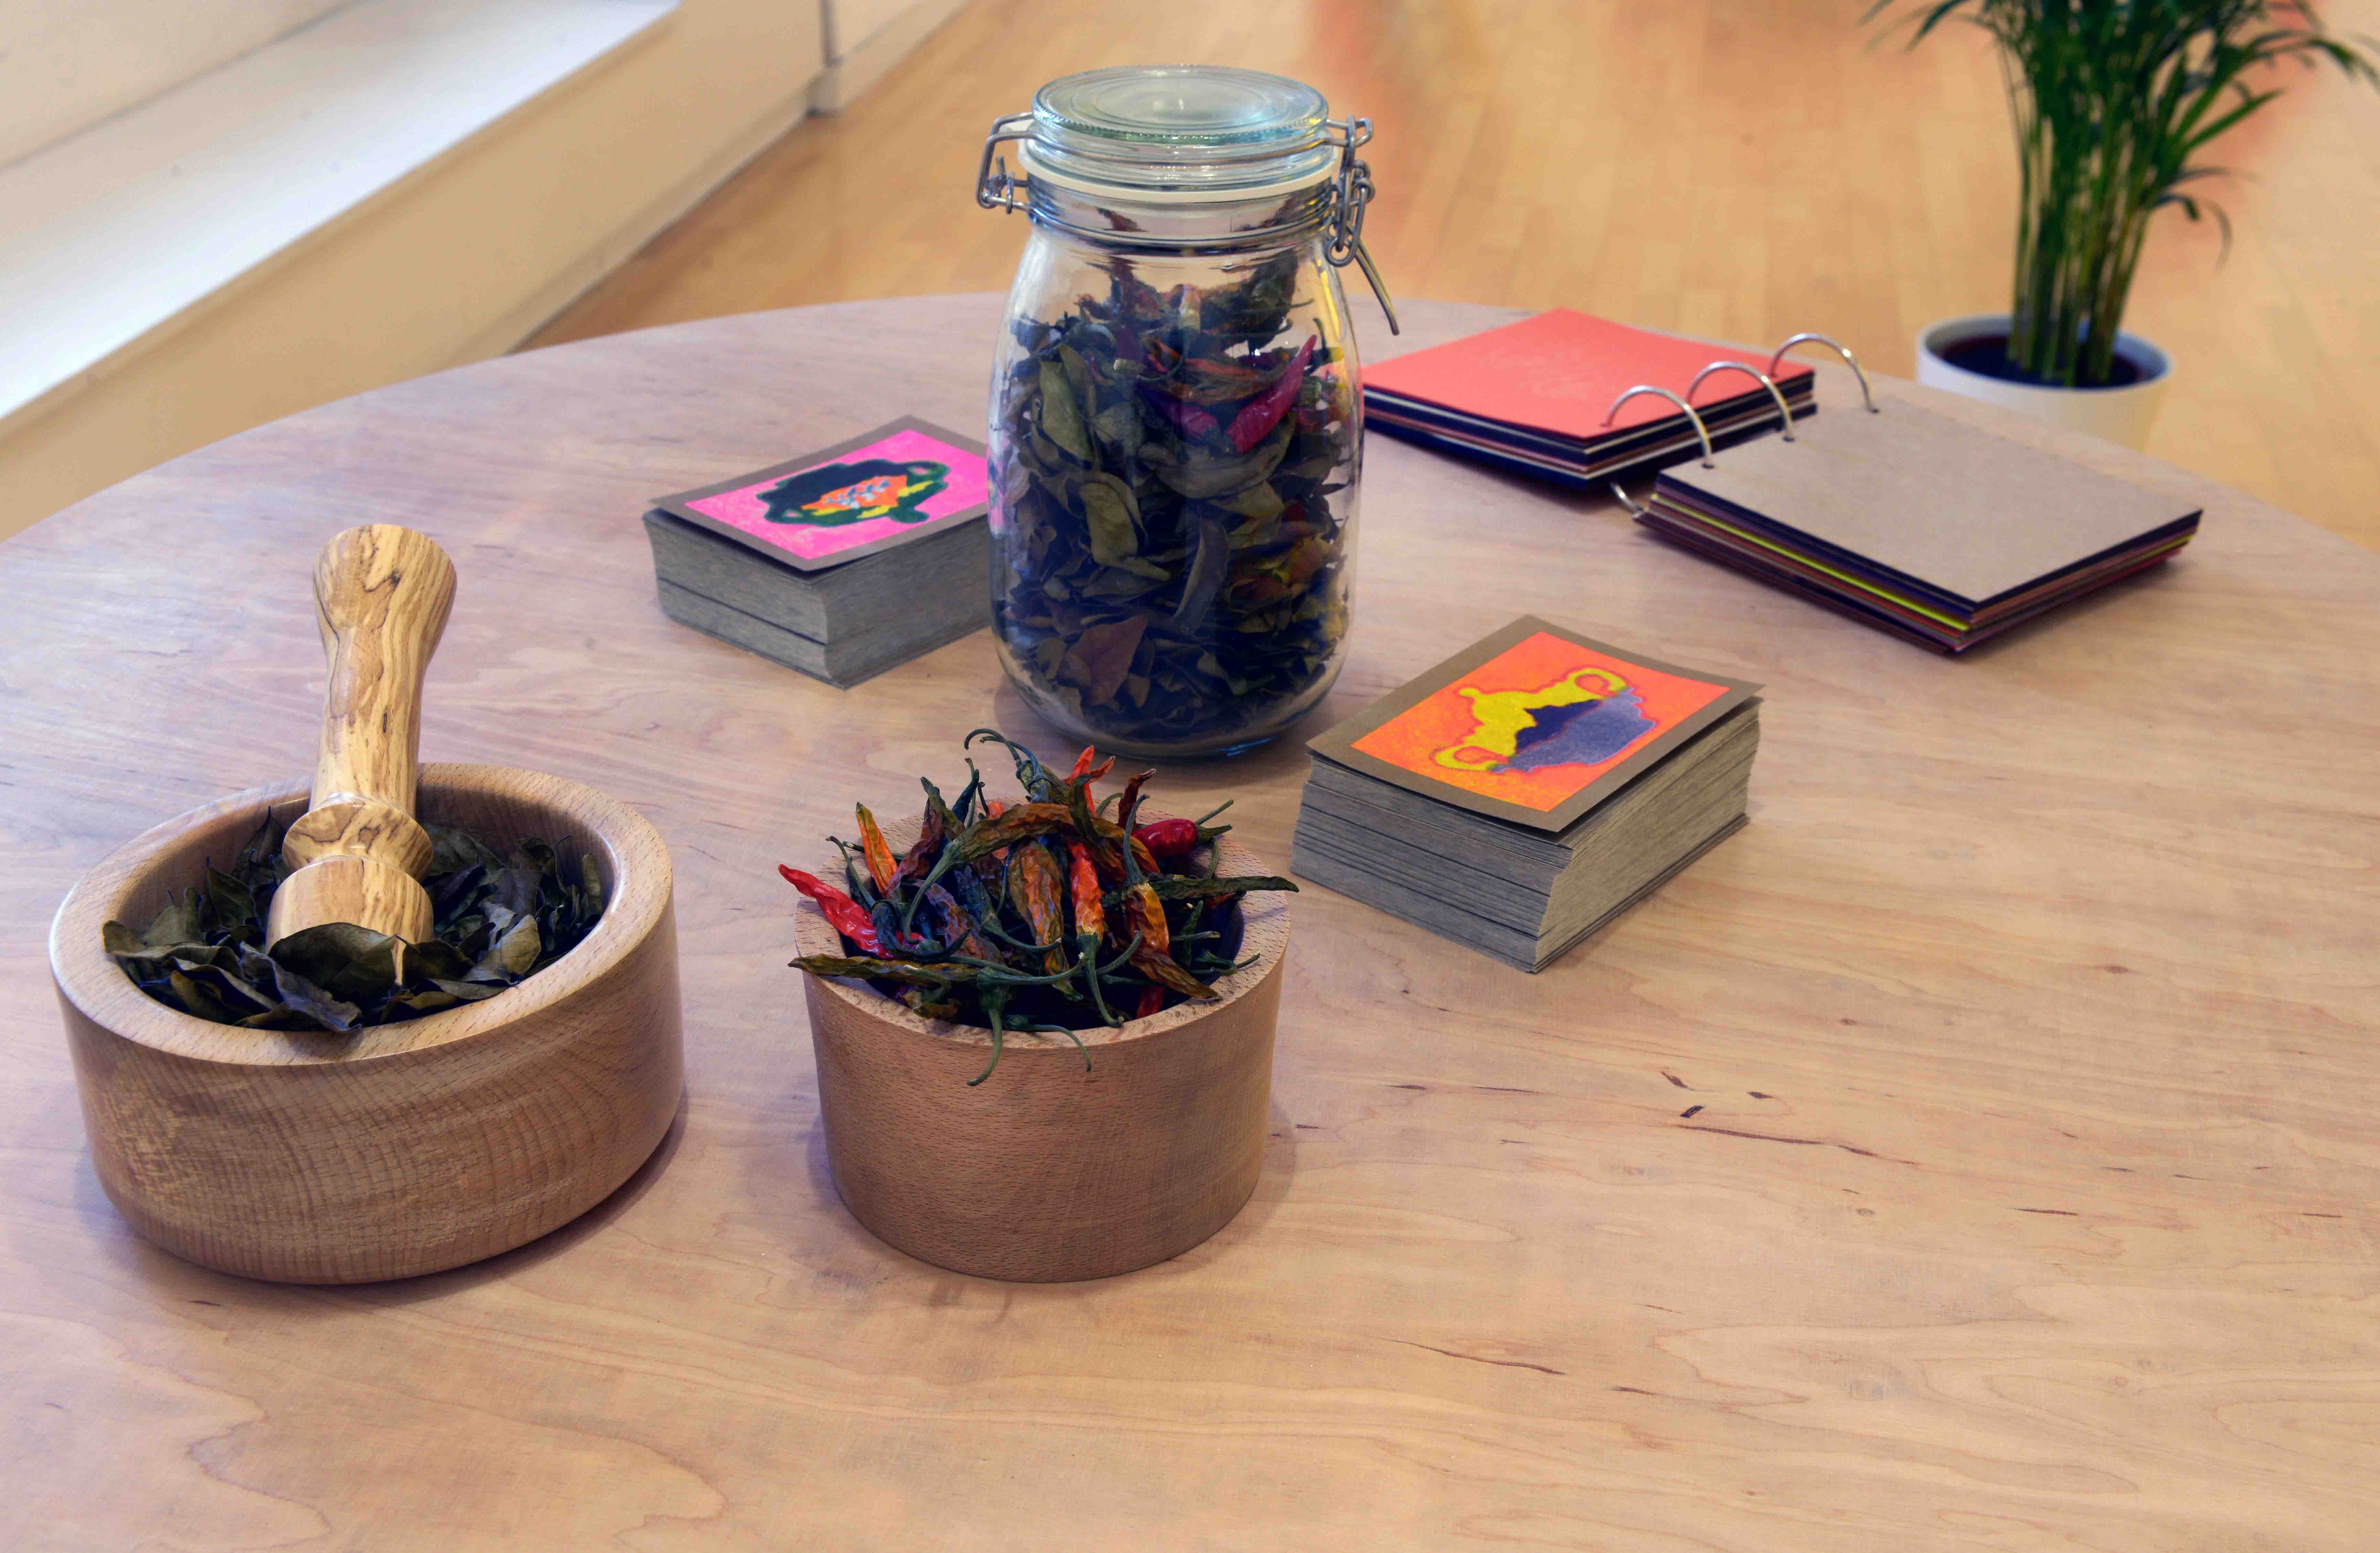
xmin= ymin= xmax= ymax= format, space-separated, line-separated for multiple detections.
xmin=797 ymin=819 xmax=1289 ymax=1282
xmin=3 ymin=295 xmax=2377 ymax=1550
xmin=49 ymin=765 xmax=685 ymax=1285
xmin=267 ymin=525 xmax=456 ymax=947
xmin=529 ymin=0 xmax=2380 ymax=556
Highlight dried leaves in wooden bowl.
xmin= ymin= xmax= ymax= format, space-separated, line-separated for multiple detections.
xmin=103 ymin=816 xmax=605 ymax=1032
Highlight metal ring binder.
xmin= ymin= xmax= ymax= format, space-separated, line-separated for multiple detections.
xmin=1599 ymin=385 xmax=1715 ymax=517
xmin=1768 ymin=332 xmax=1877 ymax=413
xmin=1686 ymin=361 xmax=1795 ymax=442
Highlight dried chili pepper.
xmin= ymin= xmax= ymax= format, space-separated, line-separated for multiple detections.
xmin=1135 ymin=797 xmax=1236 ymax=860
xmin=1114 ymin=821 xmax=1216 ymax=1001
xmin=950 ymin=802 xmax=1077 ymax=861
xmin=788 ymin=954 xmax=985 ymax=985
xmin=1115 ymin=770 xmax=1151 ymax=832
xmin=903 ymin=987 xmax=961 ymax=1022
xmin=1132 ymin=818 xmax=1200 ymax=857
xmin=1225 ymin=333 xmax=1317 ymax=453
xmin=965 ymin=728 xmax=1059 ymax=802
xmin=1140 ymin=873 xmax=1293 ymax=901
xmin=896 ymin=778 xmax=959 ymax=888
xmin=1114 ymin=882 xmax=1216 ymax=1001
xmin=778 ymin=865 xmax=882 ymax=953
xmin=968 ymin=797 xmax=1013 ymax=889
xmin=968 ymin=986 xmax=1013 ymax=1086
xmin=893 ymin=811 xmax=946 ymax=890
xmin=1006 ymin=841 xmax=1070 ymax=977
xmin=926 ymin=883 xmax=995 ymax=962
xmin=1065 ymin=842 xmax=1106 ymax=940
xmin=785 ymin=734 xmax=1296 ymax=1081
xmin=855 ymin=804 xmax=897 ymax=894
xmin=871 ymin=899 xmax=944 ymax=959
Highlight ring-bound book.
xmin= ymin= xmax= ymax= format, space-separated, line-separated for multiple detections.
xmin=1293 ymin=617 xmax=1761 ymax=972
xmin=642 ymin=418 xmax=990 ymax=687
xmin=1360 ymin=310 xmax=1817 ymax=487
xmin=1635 ymin=391 xmax=2202 ymax=652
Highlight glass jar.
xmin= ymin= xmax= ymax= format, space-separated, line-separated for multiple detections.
xmin=974 ymin=66 xmax=1396 ymax=759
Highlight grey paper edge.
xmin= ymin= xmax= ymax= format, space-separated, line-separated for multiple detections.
xmin=649 ymin=415 xmax=990 ymax=574
xmin=1305 ymin=615 xmax=1764 ymax=834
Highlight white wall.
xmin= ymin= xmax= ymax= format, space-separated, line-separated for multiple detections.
xmin=810 ymin=0 xmax=965 ymax=113
xmin=0 ymin=0 xmax=353 ymax=166
xmin=822 ymin=0 xmax=905 ymax=57
xmin=1 ymin=0 xmax=829 ymax=540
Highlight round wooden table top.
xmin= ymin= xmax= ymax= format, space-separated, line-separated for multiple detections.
xmin=6 ymin=295 xmax=2377 ymax=1551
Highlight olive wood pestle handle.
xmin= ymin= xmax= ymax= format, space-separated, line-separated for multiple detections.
xmin=263 ymin=525 xmax=457 ymax=948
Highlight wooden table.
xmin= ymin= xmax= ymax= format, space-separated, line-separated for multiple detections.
xmin=5 ymin=296 xmax=2376 ymax=1552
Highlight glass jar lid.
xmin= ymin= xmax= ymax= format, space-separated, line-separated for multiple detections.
xmin=975 ymin=67 xmax=1401 ymax=332
xmin=1020 ymin=66 xmax=1340 ymax=199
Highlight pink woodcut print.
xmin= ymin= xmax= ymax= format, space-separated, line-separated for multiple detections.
xmin=683 ymin=427 xmax=989 ymax=563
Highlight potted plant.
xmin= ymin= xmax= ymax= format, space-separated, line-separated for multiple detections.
xmin=1873 ymin=0 xmax=2376 ymax=448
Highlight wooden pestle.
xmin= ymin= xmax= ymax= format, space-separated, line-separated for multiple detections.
xmin=263 ymin=525 xmax=457 ymax=948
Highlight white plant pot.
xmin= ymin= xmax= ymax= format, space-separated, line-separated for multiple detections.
xmin=1915 ymin=313 xmax=2172 ymax=451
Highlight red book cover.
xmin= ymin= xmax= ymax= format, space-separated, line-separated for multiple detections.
xmin=1360 ymin=309 xmax=1813 ymax=438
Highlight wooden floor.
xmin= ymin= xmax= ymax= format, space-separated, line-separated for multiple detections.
xmin=530 ymin=0 xmax=2380 ymax=553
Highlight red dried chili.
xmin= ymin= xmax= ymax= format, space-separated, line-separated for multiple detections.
xmin=1225 ymin=334 xmax=1317 ymax=453
xmin=1065 ymin=841 xmax=1106 ymax=939
xmin=1132 ymin=818 xmax=1200 ymax=858
xmin=777 ymin=865 xmax=882 ymax=953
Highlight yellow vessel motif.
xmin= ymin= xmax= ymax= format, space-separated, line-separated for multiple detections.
xmin=1433 ymin=666 xmax=1629 ymax=772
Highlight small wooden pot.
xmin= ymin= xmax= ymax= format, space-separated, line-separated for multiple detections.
xmin=795 ymin=823 xmax=1288 ymax=1282
xmin=49 ymin=764 xmax=683 ymax=1284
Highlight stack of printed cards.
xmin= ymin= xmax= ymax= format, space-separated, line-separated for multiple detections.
xmin=1293 ymin=619 xmax=1761 ymax=972
xmin=643 ymin=418 xmax=991 ymax=687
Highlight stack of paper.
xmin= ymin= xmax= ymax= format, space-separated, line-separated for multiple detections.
xmin=1360 ymin=310 xmax=1814 ymax=487
xmin=1293 ymin=618 xmax=1761 ymax=972
xmin=643 ymin=418 xmax=990 ymax=687
xmin=1640 ymin=399 xmax=2201 ymax=651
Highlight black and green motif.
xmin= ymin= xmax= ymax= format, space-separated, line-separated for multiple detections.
xmin=760 ymin=459 xmax=951 ymax=528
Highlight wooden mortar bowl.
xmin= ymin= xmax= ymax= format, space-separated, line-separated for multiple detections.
xmin=795 ymin=818 xmax=1288 ymax=1283
xmin=49 ymin=764 xmax=683 ymax=1284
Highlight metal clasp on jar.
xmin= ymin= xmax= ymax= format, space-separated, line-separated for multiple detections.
xmin=972 ymin=110 xmax=1399 ymax=334
xmin=1321 ymin=117 xmax=1397 ymax=334
xmin=975 ymin=112 xmax=1035 ymax=214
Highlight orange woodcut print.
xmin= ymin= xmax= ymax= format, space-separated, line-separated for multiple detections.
xmin=1351 ymin=631 xmax=1733 ymax=812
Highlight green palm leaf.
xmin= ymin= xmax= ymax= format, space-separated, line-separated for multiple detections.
xmin=1871 ymin=0 xmax=2377 ymax=387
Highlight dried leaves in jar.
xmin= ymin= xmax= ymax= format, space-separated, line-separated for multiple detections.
xmin=992 ymin=252 xmax=1356 ymax=748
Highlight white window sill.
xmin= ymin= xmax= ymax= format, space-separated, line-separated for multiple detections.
xmin=0 ymin=0 xmax=676 ymax=435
